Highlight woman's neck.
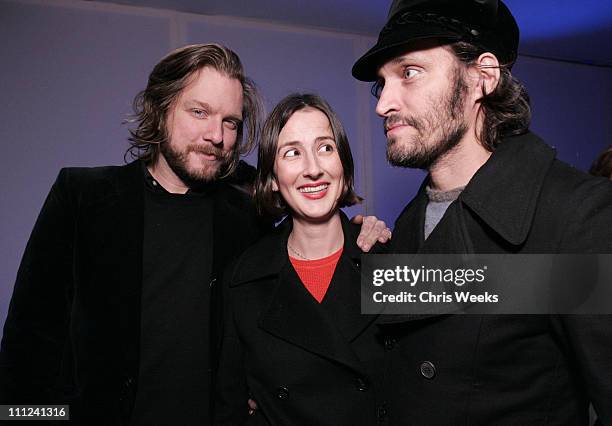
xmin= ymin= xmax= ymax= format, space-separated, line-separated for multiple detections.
xmin=288 ymin=212 xmax=344 ymax=260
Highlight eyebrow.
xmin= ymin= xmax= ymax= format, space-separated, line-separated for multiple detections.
xmin=276 ymin=136 xmax=335 ymax=152
xmin=389 ymin=53 xmax=432 ymax=66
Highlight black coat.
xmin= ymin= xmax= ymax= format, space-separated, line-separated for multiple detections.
xmin=0 ymin=160 xmax=265 ymax=425
xmin=381 ymin=132 xmax=612 ymax=425
xmin=214 ymin=213 xmax=386 ymax=426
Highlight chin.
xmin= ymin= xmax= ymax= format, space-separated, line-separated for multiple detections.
xmin=296 ymin=205 xmax=338 ymax=223
xmin=189 ymin=162 xmax=222 ymax=180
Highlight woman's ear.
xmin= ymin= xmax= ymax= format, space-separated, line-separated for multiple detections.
xmin=271 ymin=178 xmax=279 ymax=192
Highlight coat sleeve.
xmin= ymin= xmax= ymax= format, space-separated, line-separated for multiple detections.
xmin=0 ymin=168 xmax=76 ymax=403
xmin=556 ymin=178 xmax=612 ymax=422
xmin=213 ymin=262 xmax=249 ymax=425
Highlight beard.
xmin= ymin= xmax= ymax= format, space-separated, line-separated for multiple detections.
xmin=160 ymin=141 xmax=232 ymax=188
xmin=385 ymin=66 xmax=469 ymax=170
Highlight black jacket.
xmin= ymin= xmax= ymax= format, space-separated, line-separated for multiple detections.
xmin=381 ymin=132 xmax=612 ymax=425
xmin=215 ymin=213 xmax=386 ymax=425
xmin=0 ymin=160 xmax=265 ymax=425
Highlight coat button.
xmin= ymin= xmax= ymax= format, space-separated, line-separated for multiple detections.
xmin=420 ymin=361 xmax=436 ymax=379
xmin=383 ymin=337 xmax=396 ymax=350
xmin=122 ymin=376 xmax=134 ymax=391
xmin=209 ymin=278 xmax=217 ymax=288
xmin=276 ymin=386 xmax=290 ymax=400
xmin=356 ymin=377 xmax=368 ymax=392
xmin=377 ymin=404 xmax=388 ymax=419
xmin=119 ymin=376 xmax=135 ymax=402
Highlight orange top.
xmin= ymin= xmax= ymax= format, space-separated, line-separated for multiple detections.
xmin=289 ymin=246 xmax=344 ymax=303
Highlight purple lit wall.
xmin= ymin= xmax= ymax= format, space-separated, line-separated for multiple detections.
xmin=1 ymin=0 xmax=611 ymax=338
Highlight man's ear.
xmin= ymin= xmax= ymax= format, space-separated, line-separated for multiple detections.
xmin=474 ymin=52 xmax=501 ymax=96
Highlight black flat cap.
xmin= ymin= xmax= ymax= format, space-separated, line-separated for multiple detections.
xmin=352 ymin=0 xmax=519 ymax=81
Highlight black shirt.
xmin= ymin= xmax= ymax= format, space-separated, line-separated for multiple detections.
xmin=130 ymin=166 xmax=215 ymax=425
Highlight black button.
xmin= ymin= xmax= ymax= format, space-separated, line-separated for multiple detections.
xmin=122 ymin=377 xmax=134 ymax=391
xmin=377 ymin=404 xmax=388 ymax=419
xmin=276 ymin=386 xmax=289 ymax=400
xmin=119 ymin=376 xmax=135 ymax=402
xmin=209 ymin=278 xmax=217 ymax=288
xmin=356 ymin=377 xmax=368 ymax=392
xmin=420 ymin=361 xmax=436 ymax=379
xmin=383 ymin=337 xmax=395 ymax=351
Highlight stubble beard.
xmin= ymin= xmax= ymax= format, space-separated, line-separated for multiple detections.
xmin=160 ymin=141 xmax=232 ymax=187
xmin=385 ymin=66 xmax=469 ymax=170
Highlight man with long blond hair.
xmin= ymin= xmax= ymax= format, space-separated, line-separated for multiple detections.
xmin=0 ymin=44 xmax=267 ymax=425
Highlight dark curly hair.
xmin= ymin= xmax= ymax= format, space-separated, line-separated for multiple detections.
xmin=590 ymin=146 xmax=612 ymax=179
xmin=449 ymin=41 xmax=531 ymax=150
xmin=125 ymin=43 xmax=263 ymax=176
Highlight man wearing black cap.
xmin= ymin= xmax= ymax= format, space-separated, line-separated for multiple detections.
xmin=353 ymin=0 xmax=612 ymax=424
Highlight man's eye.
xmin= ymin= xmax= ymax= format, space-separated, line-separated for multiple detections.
xmin=224 ymin=120 xmax=239 ymax=130
xmin=403 ymin=68 xmax=419 ymax=79
xmin=371 ymin=81 xmax=383 ymax=99
xmin=192 ymin=109 xmax=207 ymax=118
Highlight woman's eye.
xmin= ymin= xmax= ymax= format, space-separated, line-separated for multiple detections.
xmin=283 ymin=148 xmax=300 ymax=158
xmin=318 ymin=143 xmax=335 ymax=153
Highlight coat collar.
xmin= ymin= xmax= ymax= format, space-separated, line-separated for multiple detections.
xmin=400 ymin=132 xmax=556 ymax=248
xmin=230 ymin=211 xmax=375 ymax=374
xmin=382 ymin=133 xmax=557 ymax=323
xmin=231 ymin=211 xmax=362 ymax=286
xmin=458 ymin=132 xmax=556 ymax=245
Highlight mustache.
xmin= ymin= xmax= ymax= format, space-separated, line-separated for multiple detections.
xmin=384 ymin=114 xmax=423 ymax=134
xmin=186 ymin=144 xmax=226 ymax=159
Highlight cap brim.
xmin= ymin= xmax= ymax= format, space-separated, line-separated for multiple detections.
xmin=352 ymin=25 xmax=462 ymax=82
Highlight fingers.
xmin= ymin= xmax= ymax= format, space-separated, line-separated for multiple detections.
xmin=248 ymin=398 xmax=258 ymax=415
xmin=351 ymin=214 xmax=364 ymax=225
xmin=355 ymin=215 xmax=374 ymax=249
xmin=356 ymin=215 xmax=391 ymax=252
xmin=378 ymin=226 xmax=392 ymax=243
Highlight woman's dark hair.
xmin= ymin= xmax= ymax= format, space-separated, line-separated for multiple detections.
xmin=449 ymin=41 xmax=531 ymax=151
xmin=125 ymin=43 xmax=263 ymax=176
xmin=590 ymin=146 xmax=612 ymax=179
xmin=254 ymin=93 xmax=362 ymax=219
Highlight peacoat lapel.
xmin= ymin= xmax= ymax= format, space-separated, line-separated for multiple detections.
xmin=321 ymin=214 xmax=379 ymax=342
xmin=392 ymin=132 xmax=557 ymax=255
xmin=379 ymin=132 xmax=558 ymax=324
xmin=459 ymin=132 xmax=556 ymax=246
xmin=98 ymin=160 xmax=145 ymax=382
xmin=231 ymin=214 xmax=370 ymax=375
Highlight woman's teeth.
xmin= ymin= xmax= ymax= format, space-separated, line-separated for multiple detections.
xmin=299 ymin=184 xmax=328 ymax=193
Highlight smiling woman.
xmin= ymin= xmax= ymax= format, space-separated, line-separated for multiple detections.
xmin=255 ymin=93 xmax=361 ymax=221
xmin=214 ymin=94 xmax=386 ymax=425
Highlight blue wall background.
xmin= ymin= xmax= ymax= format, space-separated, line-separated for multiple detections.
xmin=1 ymin=0 xmax=611 ymax=337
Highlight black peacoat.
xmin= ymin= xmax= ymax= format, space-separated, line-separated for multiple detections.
xmin=0 ymin=160 xmax=265 ymax=425
xmin=380 ymin=132 xmax=612 ymax=425
xmin=214 ymin=213 xmax=387 ymax=426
